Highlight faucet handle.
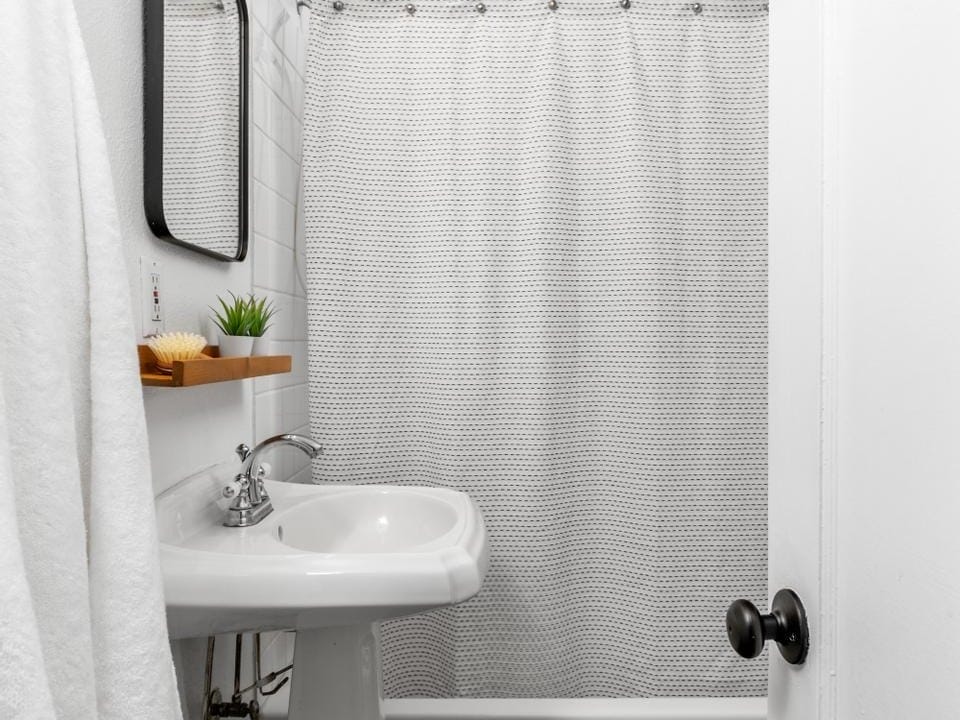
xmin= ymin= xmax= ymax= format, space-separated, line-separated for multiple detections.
xmin=223 ymin=474 xmax=253 ymax=505
xmin=222 ymin=479 xmax=245 ymax=499
xmin=235 ymin=443 xmax=252 ymax=462
xmin=254 ymin=463 xmax=272 ymax=503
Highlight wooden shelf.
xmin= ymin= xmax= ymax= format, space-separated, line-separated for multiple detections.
xmin=138 ymin=346 xmax=291 ymax=388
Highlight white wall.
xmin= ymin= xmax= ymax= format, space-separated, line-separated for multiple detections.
xmin=75 ymin=0 xmax=309 ymax=496
xmin=249 ymin=0 xmax=312 ymax=486
xmin=244 ymin=4 xmax=310 ymax=713
xmin=831 ymin=1 xmax=960 ymax=716
xmin=75 ymin=0 xmax=252 ymax=496
xmin=75 ymin=0 xmax=309 ymax=716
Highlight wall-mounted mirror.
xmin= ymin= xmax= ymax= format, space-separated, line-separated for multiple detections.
xmin=144 ymin=0 xmax=249 ymax=262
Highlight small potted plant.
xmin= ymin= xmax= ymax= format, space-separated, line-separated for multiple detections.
xmin=211 ymin=292 xmax=254 ymax=357
xmin=247 ymin=293 xmax=278 ymax=356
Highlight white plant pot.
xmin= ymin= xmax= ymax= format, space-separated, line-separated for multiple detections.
xmin=251 ymin=335 xmax=271 ymax=356
xmin=218 ymin=334 xmax=254 ymax=357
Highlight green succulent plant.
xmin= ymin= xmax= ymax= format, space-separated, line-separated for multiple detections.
xmin=210 ymin=292 xmax=253 ymax=337
xmin=245 ymin=294 xmax=278 ymax=338
xmin=210 ymin=292 xmax=279 ymax=338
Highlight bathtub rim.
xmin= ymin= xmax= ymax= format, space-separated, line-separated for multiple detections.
xmin=383 ymin=697 xmax=766 ymax=720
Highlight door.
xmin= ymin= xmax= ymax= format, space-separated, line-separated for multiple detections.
xmin=767 ymin=1 xmax=831 ymax=717
xmin=766 ymin=2 xmax=960 ymax=718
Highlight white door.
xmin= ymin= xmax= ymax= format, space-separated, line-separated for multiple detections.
xmin=766 ymin=1 xmax=960 ymax=718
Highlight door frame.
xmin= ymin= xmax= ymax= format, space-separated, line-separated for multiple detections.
xmin=767 ymin=1 xmax=839 ymax=718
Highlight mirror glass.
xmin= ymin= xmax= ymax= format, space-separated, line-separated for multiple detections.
xmin=144 ymin=0 xmax=248 ymax=261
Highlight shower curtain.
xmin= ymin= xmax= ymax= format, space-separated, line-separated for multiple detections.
xmin=302 ymin=0 xmax=767 ymax=698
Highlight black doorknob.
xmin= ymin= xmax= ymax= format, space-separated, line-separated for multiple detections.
xmin=725 ymin=588 xmax=809 ymax=665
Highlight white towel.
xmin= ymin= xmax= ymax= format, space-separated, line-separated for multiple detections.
xmin=0 ymin=2 xmax=182 ymax=719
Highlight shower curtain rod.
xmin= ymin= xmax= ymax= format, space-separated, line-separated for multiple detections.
xmin=297 ymin=0 xmax=767 ymax=12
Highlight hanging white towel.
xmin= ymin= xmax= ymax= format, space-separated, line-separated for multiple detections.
xmin=0 ymin=2 xmax=182 ymax=719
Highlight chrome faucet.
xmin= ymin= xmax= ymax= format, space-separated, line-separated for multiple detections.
xmin=222 ymin=434 xmax=323 ymax=527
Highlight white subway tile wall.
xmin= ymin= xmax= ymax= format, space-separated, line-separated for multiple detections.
xmin=247 ymin=4 xmax=309 ymax=715
xmin=250 ymin=0 xmax=311 ymax=486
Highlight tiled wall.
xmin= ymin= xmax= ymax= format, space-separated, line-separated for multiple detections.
xmin=250 ymin=0 xmax=312 ymax=486
xmin=243 ymin=4 xmax=309 ymax=718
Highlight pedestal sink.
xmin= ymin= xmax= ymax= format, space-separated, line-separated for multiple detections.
xmin=156 ymin=473 xmax=488 ymax=720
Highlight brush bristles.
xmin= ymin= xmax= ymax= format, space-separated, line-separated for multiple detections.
xmin=147 ymin=332 xmax=208 ymax=367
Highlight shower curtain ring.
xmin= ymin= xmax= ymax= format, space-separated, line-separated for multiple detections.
xmin=691 ymin=2 xmax=703 ymax=13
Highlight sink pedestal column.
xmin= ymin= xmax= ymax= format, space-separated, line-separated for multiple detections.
xmin=288 ymin=624 xmax=383 ymax=720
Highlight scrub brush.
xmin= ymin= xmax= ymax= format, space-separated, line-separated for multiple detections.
xmin=147 ymin=332 xmax=209 ymax=373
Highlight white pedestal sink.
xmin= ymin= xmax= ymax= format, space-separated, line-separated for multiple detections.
xmin=156 ymin=473 xmax=488 ymax=720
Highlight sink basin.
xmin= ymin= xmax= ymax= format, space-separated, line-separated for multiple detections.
xmin=276 ymin=492 xmax=460 ymax=554
xmin=156 ymin=473 xmax=488 ymax=639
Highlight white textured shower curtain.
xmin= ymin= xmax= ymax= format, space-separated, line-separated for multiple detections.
xmin=303 ymin=0 xmax=767 ymax=698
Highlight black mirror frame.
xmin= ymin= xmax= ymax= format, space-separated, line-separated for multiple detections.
xmin=143 ymin=0 xmax=250 ymax=262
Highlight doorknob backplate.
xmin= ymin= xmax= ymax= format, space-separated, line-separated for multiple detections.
xmin=726 ymin=588 xmax=809 ymax=665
